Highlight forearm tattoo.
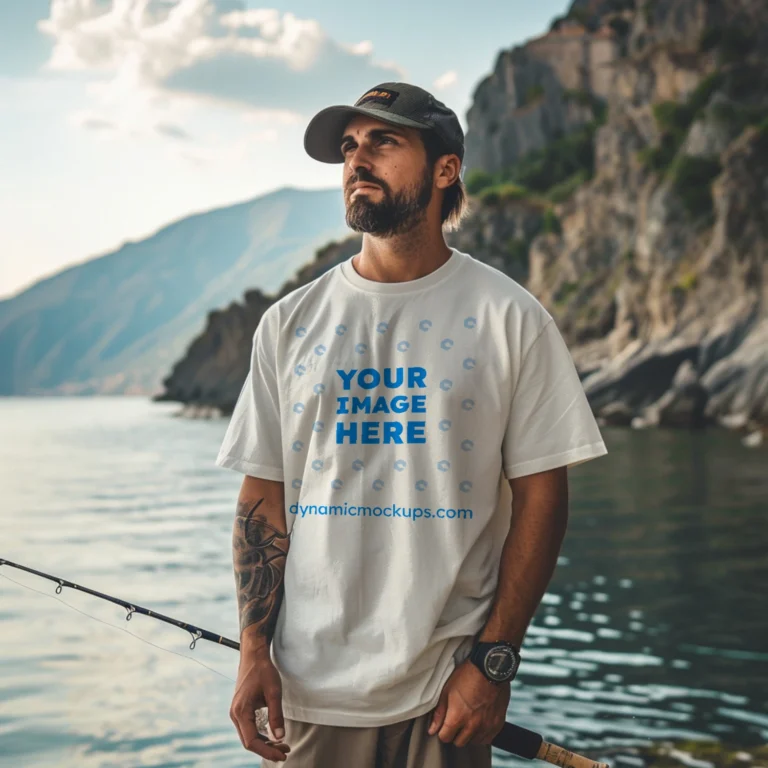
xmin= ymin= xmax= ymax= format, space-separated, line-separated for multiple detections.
xmin=233 ymin=497 xmax=290 ymax=638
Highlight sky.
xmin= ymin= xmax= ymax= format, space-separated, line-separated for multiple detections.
xmin=0 ymin=0 xmax=569 ymax=300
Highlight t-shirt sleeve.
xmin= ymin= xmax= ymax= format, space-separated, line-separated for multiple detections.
xmin=214 ymin=311 xmax=284 ymax=481
xmin=502 ymin=317 xmax=607 ymax=479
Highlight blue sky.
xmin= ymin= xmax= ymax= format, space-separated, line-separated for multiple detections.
xmin=0 ymin=0 xmax=568 ymax=299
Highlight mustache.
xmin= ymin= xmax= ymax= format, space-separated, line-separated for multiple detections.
xmin=348 ymin=173 xmax=385 ymax=191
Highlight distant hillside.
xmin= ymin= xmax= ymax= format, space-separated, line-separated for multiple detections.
xmin=0 ymin=187 xmax=348 ymax=396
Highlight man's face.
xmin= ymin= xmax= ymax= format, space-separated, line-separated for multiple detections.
xmin=340 ymin=114 xmax=434 ymax=237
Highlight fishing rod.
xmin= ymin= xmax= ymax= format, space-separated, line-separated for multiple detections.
xmin=0 ymin=557 xmax=607 ymax=768
xmin=0 ymin=556 xmax=237 ymax=650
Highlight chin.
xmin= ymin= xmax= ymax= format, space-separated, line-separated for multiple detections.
xmin=347 ymin=198 xmax=376 ymax=212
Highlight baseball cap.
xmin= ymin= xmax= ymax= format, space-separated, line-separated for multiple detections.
xmin=304 ymin=81 xmax=465 ymax=165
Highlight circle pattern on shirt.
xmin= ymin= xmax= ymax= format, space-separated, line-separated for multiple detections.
xmin=289 ymin=313 xmax=481 ymax=500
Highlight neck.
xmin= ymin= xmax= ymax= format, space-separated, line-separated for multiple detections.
xmin=354 ymin=226 xmax=453 ymax=284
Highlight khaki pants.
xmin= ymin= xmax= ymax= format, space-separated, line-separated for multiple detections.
xmin=261 ymin=710 xmax=492 ymax=768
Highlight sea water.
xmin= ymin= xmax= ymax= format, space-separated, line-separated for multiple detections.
xmin=1 ymin=396 xmax=766 ymax=767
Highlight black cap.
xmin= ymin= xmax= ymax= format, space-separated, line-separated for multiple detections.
xmin=304 ymin=81 xmax=464 ymax=164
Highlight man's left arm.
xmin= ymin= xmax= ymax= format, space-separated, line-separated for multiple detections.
xmin=477 ymin=467 xmax=568 ymax=646
xmin=428 ymin=466 xmax=569 ymax=746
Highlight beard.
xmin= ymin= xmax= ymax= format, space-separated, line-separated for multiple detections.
xmin=345 ymin=163 xmax=433 ymax=237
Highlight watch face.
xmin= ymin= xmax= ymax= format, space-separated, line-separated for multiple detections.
xmin=484 ymin=646 xmax=519 ymax=681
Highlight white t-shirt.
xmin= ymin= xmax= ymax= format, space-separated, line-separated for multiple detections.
xmin=216 ymin=246 xmax=607 ymax=727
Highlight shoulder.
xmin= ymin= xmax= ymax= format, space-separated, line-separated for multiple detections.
xmin=258 ymin=265 xmax=339 ymax=330
xmin=460 ymin=251 xmax=550 ymax=314
xmin=458 ymin=250 xmax=553 ymax=343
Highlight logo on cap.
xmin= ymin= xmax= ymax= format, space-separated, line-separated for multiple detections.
xmin=355 ymin=88 xmax=400 ymax=108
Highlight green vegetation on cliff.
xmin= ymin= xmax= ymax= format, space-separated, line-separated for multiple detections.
xmin=638 ymin=61 xmax=768 ymax=218
xmin=466 ymin=90 xmax=607 ymax=206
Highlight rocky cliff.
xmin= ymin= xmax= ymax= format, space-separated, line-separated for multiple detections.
xmin=159 ymin=0 xmax=767 ymax=443
xmin=520 ymin=0 xmax=768 ymax=435
xmin=464 ymin=9 xmax=618 ymax=173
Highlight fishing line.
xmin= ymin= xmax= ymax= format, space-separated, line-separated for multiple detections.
xmin=0 ymin=571 xmax=237 ymax=684
xmin=0 ymin=558 xmax=610 ymax=766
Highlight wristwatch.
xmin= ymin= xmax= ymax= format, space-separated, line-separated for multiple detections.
xmin=468 ymin=641 xmax=521 ymax=685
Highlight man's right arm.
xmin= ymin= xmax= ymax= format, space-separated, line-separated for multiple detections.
xmin=229 ymin=475 xmax=291 ymax=761
xmin=233 ymin=474 xmax=290 ymax=657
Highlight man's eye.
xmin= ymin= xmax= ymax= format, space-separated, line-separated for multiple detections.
xmin=341 ymin=138 xmax=395 ymax=153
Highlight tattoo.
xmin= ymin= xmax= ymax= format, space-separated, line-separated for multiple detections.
xmin=233 ymin=497 xmax=290 ymax=638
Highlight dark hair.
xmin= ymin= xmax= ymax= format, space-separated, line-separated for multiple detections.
xmin=420 ymin=130 xmax=470 ymax=231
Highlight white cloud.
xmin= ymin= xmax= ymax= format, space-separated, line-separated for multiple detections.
xmin=37 ymin=0 xmax=405 ymax=137
xmin=178 ymin=126 xmax=279 ymax=168
xmin=433 ymin=69 xmax=458 ymax=90
xmin=345 ymin=40 xmax=373 ymax=56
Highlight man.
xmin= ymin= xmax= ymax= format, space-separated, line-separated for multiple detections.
xmin=216 ymin=81 xmax=608 ymax=767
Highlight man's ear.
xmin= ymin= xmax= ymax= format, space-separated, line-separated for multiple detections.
xmin=435 ymin=155 xmax=461 ymax=189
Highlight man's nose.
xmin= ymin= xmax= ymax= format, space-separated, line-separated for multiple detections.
xmin=347 ymin=142 xmax=374 ymax=170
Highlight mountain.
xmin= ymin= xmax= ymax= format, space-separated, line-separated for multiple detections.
xmin=0 ymin=187 xmax=348 ymax=396
xmin=158 ymin=0 xmax=767 ymax=441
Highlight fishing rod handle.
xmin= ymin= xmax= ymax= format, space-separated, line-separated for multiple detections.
xmin=536 ymin=740 xmax=609 ymax=768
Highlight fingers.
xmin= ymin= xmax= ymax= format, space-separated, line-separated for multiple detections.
xmin=458 ymin=716 xmax=504 ymax=747
xmin=468 ymin=725 xmax=494 ymax=747
xmin=451 ymin=722 xmax=475 ymax=748
xmin=429 ymin=692 xmax=465 ymax=745
xmin=433 ymin=713 xmax=488 ymax=748
xmin=427 ymin=694 xmax=447 ymax=736
xmin=244 ymin=730 xmax=289 ymax=762
xmin=230 ymin=704 xmax=290 ymax=763
xmin=474 ymin=717 xmax=505 ymax=746
xmin=436 ymin=715 xmax=463 ymax=745
xmin=265 ymin=687 xmax=285 ymax=741
xmin=243 ymin=722 xmax=290 ymax=762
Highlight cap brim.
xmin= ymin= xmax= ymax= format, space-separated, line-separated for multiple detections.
xmin=304 ymin=105 xmax=429 ymax=164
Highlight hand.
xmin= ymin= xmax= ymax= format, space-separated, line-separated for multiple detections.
xmin=427 ymin=658 xmax=510 ymax=747
xmin=229 ymin=652 xmax=291 ymax=762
